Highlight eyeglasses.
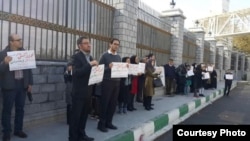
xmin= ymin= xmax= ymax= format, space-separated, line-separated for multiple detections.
xmin=80 ymin=42 xmax=90 ymax=45
xmin=12 ymin=39 xmax=22 ymax=42
xmin=113 ymin=43 xmax=119 ymax=46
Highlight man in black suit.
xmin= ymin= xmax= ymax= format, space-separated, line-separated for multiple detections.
xmin=68 ymin=36 xmax=98 ymax=141
xmin=0 ymin=34 xmax=33 ymax=141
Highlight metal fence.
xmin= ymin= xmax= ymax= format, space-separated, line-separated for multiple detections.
xmin=182 ymin=34 xmax=197 ymax=65
xmin=0 ymin=0 xmax=114 ymax=61
xmin=136 ymin=20 xmax=172 ymax=66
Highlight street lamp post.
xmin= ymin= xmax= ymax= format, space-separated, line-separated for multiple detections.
xmin=195 ymin=20 xmax=200 ymax=27
xmin=170 ymin=0 xmax=176 ymax=8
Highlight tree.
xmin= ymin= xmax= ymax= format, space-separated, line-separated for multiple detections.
xmin=233 ymin=34 xmax=250 ymax=53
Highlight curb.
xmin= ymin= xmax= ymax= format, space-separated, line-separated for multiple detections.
xmin=106 ymin=83 xmax=237 ymax=141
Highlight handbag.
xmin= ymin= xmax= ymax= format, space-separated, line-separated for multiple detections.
xmin=153 ymin=77 xmax=163 ymax=87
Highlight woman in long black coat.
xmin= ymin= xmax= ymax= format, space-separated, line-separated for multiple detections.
xmin=193 ymin=64 xmax=203 ymax=97
xmin=210 ymin=69 xmax=217 ymax=89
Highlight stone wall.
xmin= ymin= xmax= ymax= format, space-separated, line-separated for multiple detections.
xmin=0 ymin=61 xmax=67 ymax=131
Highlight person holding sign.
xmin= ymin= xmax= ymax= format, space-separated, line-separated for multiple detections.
xmin=68 ymin=36 xmax=98 ymax=141
xmin=184 ymin=65 xmax=192 ymax=95
xmin=118 ymin=57 xmax=131 ymax=114
xmin=224 ymin=69 xmax=233 ymax=96
xmin=144 ymin=54 xmax=160 ymax=111
xmin=0 ymin=34 xmax=33 ymax=141
xmin=128 ymin=55 xmax=141 ymax=111
xmin=97 ymin=38 xmax=122 ymax=132
xmin=137 ymin=57 xmax=147 ymax=103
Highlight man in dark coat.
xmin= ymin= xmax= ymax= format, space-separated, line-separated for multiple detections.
xmin=164 ymin=59 xmax=176 ymax=96
xmin=224 ymin=69 xmax=233 ymax=96
xmin=0 ymin=34 xmax=33 ymax=141
xmin=68 ymin=36 xmax=98 ymax=141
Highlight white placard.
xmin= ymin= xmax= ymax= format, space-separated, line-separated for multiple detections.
xmin=111 ymin=62 xmax=128 ymax=78
xmin=187 ymin=70 xmax=194 ymax=76
xmin=138 ymin=63 xmax=145 ymax=73
xmin=88 ymin=64 xmax=104 ymax=85
xmin=225 ymin=74 xmax=233 ymax=80
xmin=7 ymin=50 xmax=36 ymax=71
xmin=128 ymin=64 xmax=139 ymax=75
xmin=207 ymin=66 xmax=213 ymax=72
xmin=202 ymin=72 xmax=210 ymax=80
xmin=155 ymin=66 xmax=165 ymax=87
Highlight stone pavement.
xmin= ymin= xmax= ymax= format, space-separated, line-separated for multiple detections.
xmin=8 ymin=81 xmax=237 ymax=141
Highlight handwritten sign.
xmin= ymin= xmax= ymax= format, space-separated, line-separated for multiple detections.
xmin=187 ymin=70 xmax=194 ymax=76
xmin=225 ymin=74 xmax=233 ymax=80
xmin=207 ymin=66 xmax=214 ymax=72
xmin=7 ymin=50 xmax=36 ymax=71
xmin=128 ymin=64 xmax=139 ymax=75
xmin=202 ymin=72 xmax=210 ymax=80
xmin=138 ymin=63 xmax=146 ymax=73
xmin=88 ymin=64 xmax=104 ymax=85
xmin=111 ymin=62 xmax=128 ymax=78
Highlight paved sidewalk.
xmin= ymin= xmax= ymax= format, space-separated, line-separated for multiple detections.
xmin=9 ymin=81 xmax=237 ymax=141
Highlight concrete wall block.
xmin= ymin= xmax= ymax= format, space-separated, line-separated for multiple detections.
xmin=39 ymin=102 xmax=56 ymax=112
xmin=116 ymin=3 xmax=124 ymax=9
xmin=123 ymin=10 xmax=129 ymax=17
xmin=48 ymin=75 xmax=64 ymax=83
xmin=55 ymin=100 xmax=67 ymax=109
xmin=31 ymin=68 xmax=40 ymax=75
xmin=40 ymin=84 xmax=56 ymax=93
xmin=56 ymin=83 xmax=66 ymax=92
xmin=55 ymin=67 xmax=64 ymax=74
xmin=48 ymin=91 xmax=64 ymax=101
xmin=31 ymin=84 xmax=40 ymax=94
xmin=32 ymin=93 xmax=49 ymax=104
xmin=41 ymin=66 xmax=57 ymax=74
xmin=33 ymin=75 xmax=47 ymax=84
xmin=25 ymin=104 xmax=41 ymax=115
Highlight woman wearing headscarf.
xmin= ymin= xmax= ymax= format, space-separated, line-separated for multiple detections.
xmin=127 ymin=55 xmax=140 ymax=111
xmin=143 ymin=59 xmax=160 ymax=110
xmin=118 ymin=57 xmax=131 ymax=114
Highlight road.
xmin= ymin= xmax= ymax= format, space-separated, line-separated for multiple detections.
xmin=155 ymin=83 xmax=250 ymax=141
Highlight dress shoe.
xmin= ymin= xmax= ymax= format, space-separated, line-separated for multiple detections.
xmin=132 ymin=107 xmax=137 ymax=110
xmin=106 ymin=124 xmax=117 ymax=130
xmin=97 ymin=125 xmax=108 ymax=132
xmin=2 ymin=134 xmax=10 ymax=141
xmin=14 ymin=131 xmax=28 ymax=138
xmin=81 ymin=135 xmax=94 ymax=141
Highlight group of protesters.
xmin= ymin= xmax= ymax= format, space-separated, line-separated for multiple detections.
xmin=0 ymin=34 xmax=234 ymax=141
xmin=63 ymin=37 xmax=227 ymax=141
xmin=63 ymin=36 xmax=164 ymax=141
xmin=164 ymin=60 xmax=218 ymax=98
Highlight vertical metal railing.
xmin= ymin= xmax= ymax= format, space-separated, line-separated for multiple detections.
xmin=136 ymin=20 xmax=172 ymax=65
xmin=183 ymin=33 xmax=197 ymax=64
xmin=0 ymin=0 xmax=114 ymax=61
